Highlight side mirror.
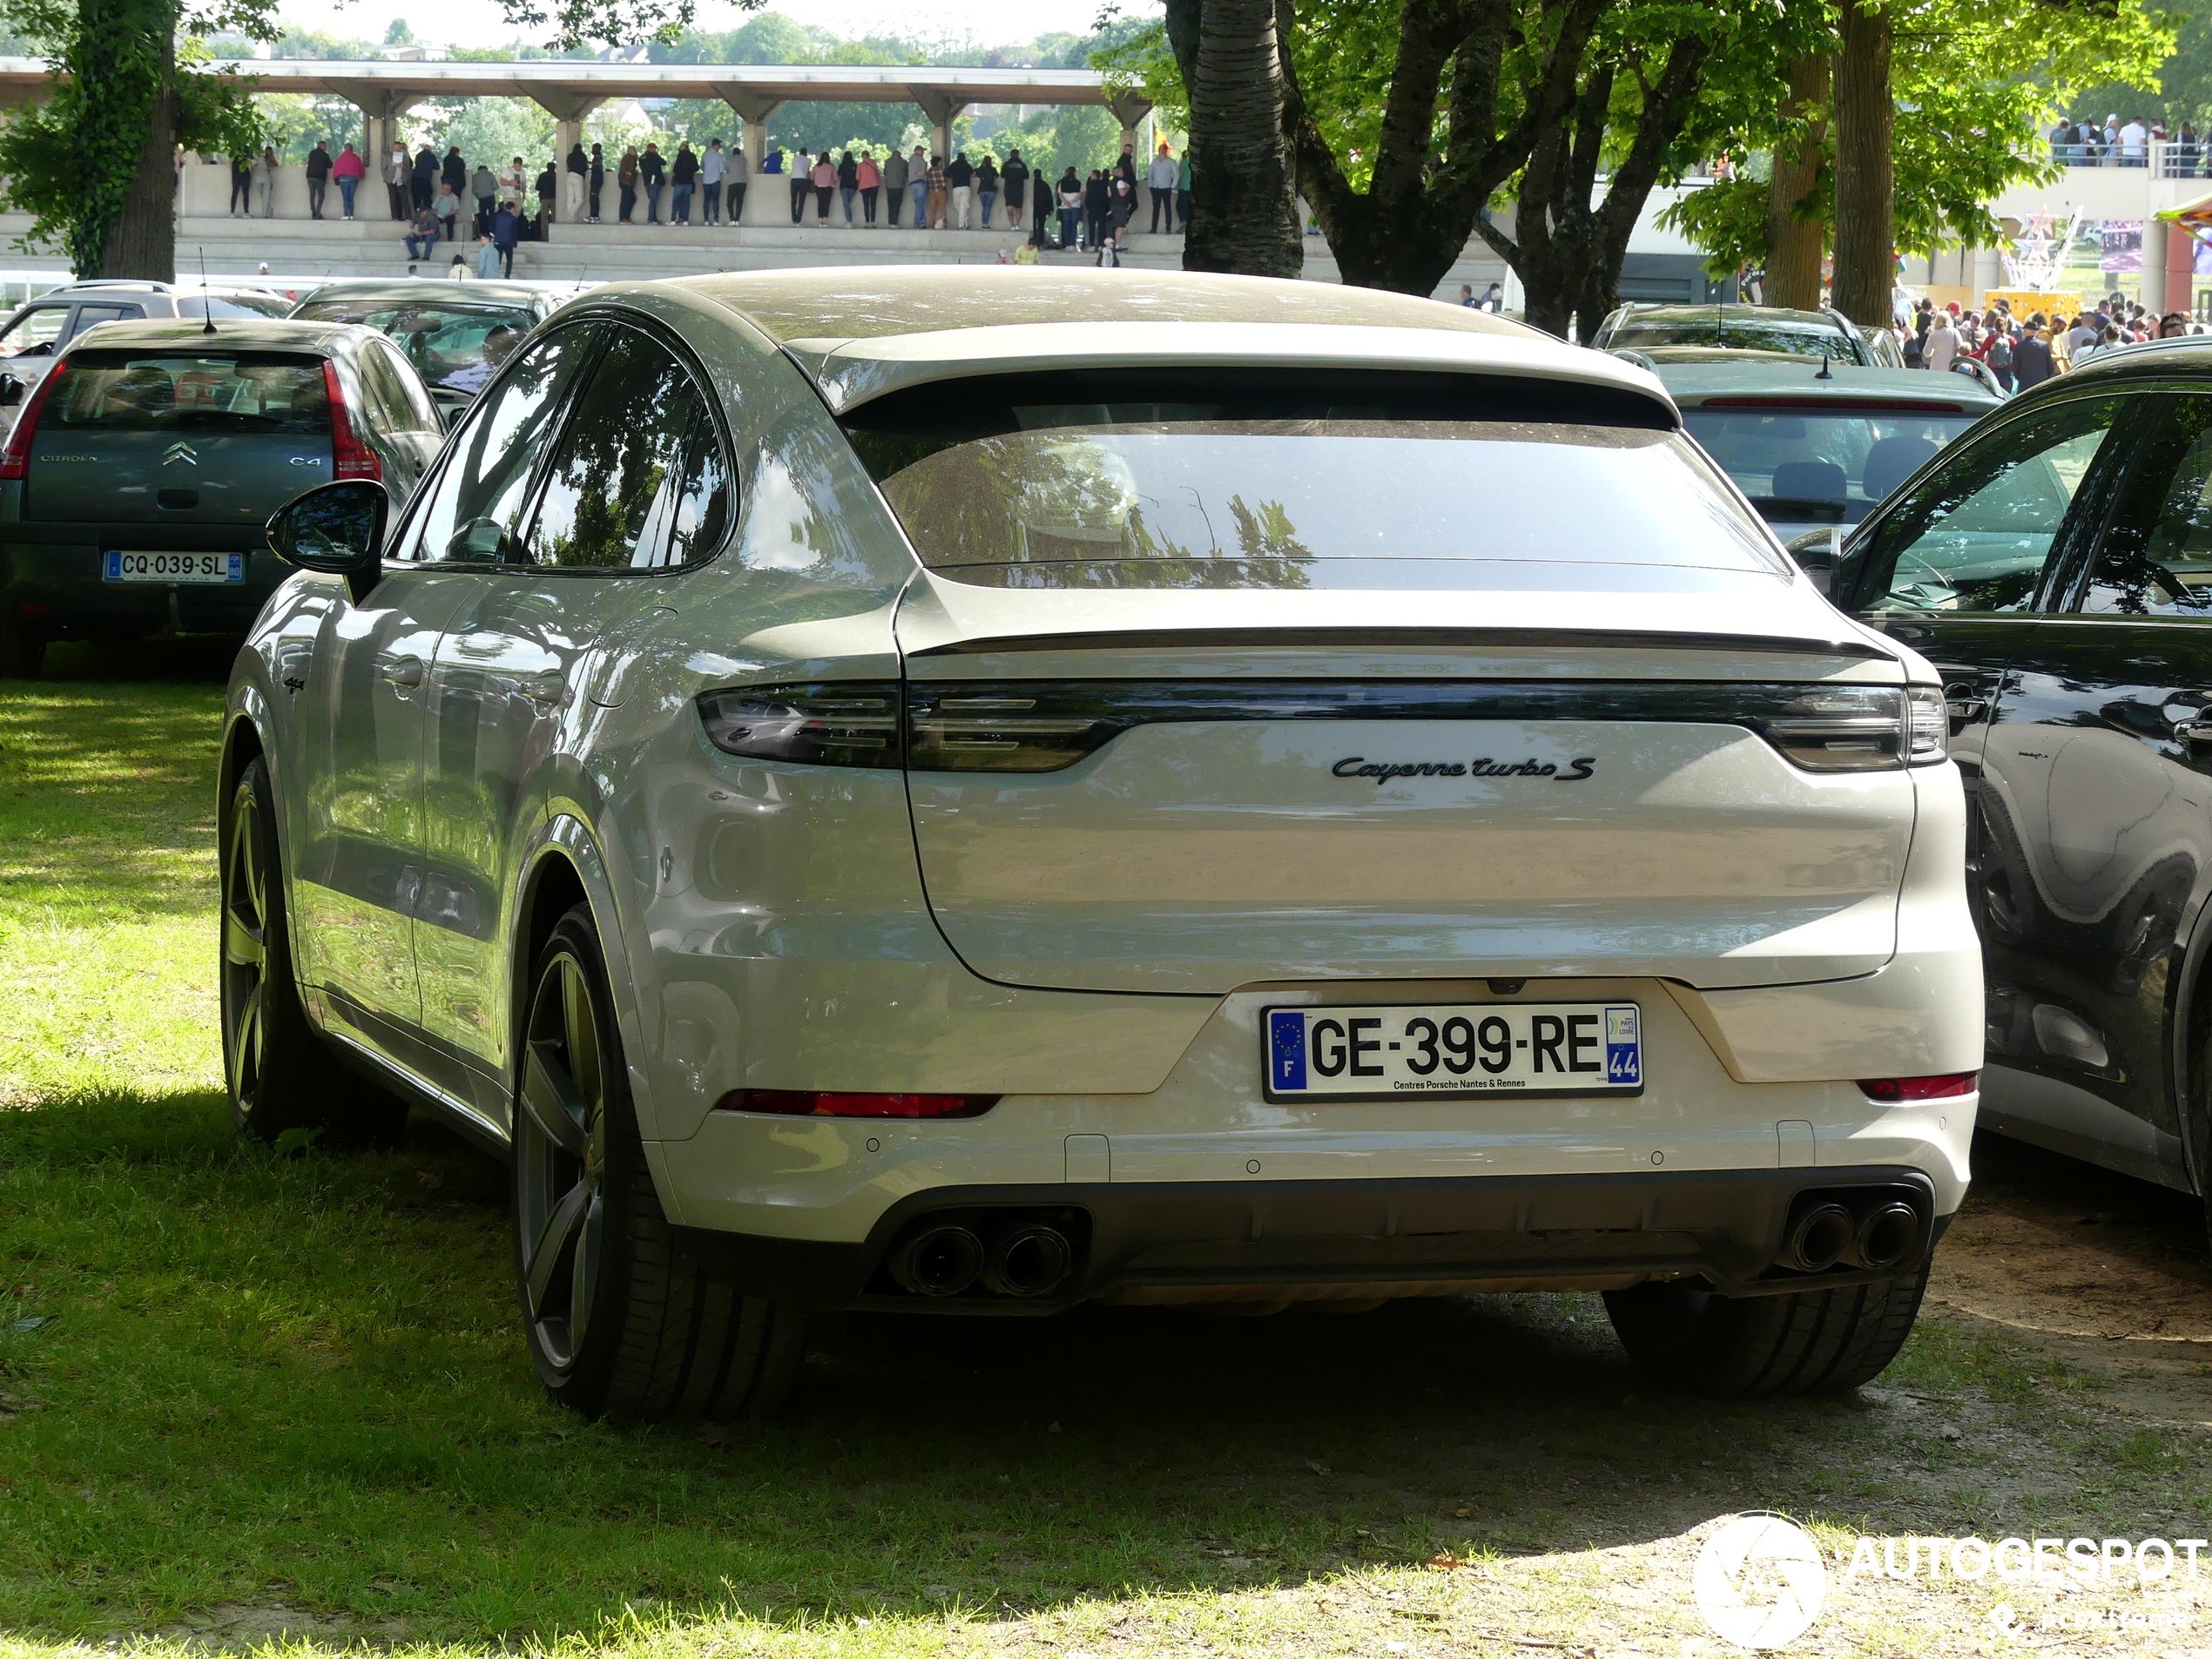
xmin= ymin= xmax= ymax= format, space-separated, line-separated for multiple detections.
xmin=1783 ymin=527 xmax=1841 ymax=597
xmin=0 ymin=375 xmax=24 ymax=408
xmin=266 ymin=479 xmax=389 ymax=604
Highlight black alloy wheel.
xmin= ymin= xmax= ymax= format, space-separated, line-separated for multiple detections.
xmin=220 ymin=770 xmax=275 ymax=1118
xmin=512 ymin=904 xmax=807 ymax=1420
xmin=220 ymin=754 xmax=406 ymax=1144
xmin=515 ymin=932 xmax=611 ymax=1375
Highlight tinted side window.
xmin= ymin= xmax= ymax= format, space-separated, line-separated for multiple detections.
xmin=0 ymin=307 xmax=70 ymax=358
xmin=525 ymin=327 xmax=729 ymax=571
xmin=66 ymin=304 xmax=142 ymax=339
xmin=2079 ymin=394 xmax=2212 ymax=616
xmin=406 ymin=322 xmax=598 ymax=563
xmin=1852 ymin=395 xmax=2129 ymax=615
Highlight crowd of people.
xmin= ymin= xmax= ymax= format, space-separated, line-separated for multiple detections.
xmin=233 ymin=132 xmax=1195 ymax=265
xmin=1898 ymin=293 xmax=2202 ymax=391
xmin=758 ymin=138 xmax=1190 ymax=251
xmin=2047 ymin=113 xmax=2208 ymax=172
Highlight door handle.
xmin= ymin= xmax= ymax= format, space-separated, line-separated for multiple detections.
xmin=380 ymin=655 xmax=425 ymax=689
xmin=523 ymin=671 xmax=568 ymax=707
xmin=1944 ymin=695 xmax=1987 ymax=723
xmin=2175 ymin=719 xmax=2212 ymax=748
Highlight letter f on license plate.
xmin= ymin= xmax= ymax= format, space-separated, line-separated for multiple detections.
xmin=1264 ymin=1001 xmax=1642 ymax=1101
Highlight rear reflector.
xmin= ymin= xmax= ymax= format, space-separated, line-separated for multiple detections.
xmin=712 ymin=1089 xmax=999 ymax=1118
xmin=1858 ymin=1073 xmax=1978 ymax=1102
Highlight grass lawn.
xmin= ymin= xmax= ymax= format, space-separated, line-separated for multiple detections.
xmin=3 ymin=652 xmax=2210 ymax=1659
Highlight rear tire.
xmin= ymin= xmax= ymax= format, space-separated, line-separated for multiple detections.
xmin=513 ymin=904 xmax=806 ymax=1420
xmin=220 ymin=755 xmax=407 ymax=1146
xmin=1602 ymin=1267 xmax=1928 ymax=1398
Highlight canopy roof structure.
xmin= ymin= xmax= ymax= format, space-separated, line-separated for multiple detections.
xmin=0 ymin=56 xmax=1152 ymax=144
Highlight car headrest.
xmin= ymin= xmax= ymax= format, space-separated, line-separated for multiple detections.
xmin=1864 ymin=435 xmax=1940 ymax=502
xmin=1771 ymin=459 xmax=1848 ymax=502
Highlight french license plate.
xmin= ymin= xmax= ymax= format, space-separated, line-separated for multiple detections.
xmin=103 ymin=551 xmax=243 ymax=584
xmin=1264 ymin=1001 xmax=1642 ymax=1101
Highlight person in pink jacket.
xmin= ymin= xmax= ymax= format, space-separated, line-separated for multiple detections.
xmin=330 ymin=144 xmax=367 ymax=219
xmin=855 ymin=150 xmax=880 ymax=225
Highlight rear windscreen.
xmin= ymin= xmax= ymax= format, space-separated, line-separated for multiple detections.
xmin=841 ymin=368 xmax=1785 ymax=586
xmin=1608 ymin=315 xmax=1858 ymax=361
xmin=51 ymin=351 xmax=329 ymax=434
xmin=178 ymin=293 xmax=295 ymax=320
xmin=1683 ymin=407 xmax=1978 ymax=525
xmin=287 ymin=300 xmax=534 ymax=392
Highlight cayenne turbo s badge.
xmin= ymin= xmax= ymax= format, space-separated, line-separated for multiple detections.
xmin=1331 ymin=756 xmax=1599 ymax=782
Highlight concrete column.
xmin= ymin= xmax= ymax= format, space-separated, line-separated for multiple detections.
xmin=1107 ymin=91 xmax=1154 ymax=156
xmin=2168 ymin=219 xmax=2199 ymax=317
xmin=529 ymin=96 xmax=603 ymax=162
xmin=907 ymin=86 xmax=968 ymax=159
xmin=2144 ymin=218 xmax=2170 ymax=314
xmin=710 ymin=89 xmax=785 ymax=227
xmin=347 ymin=90 xmax=421 ymax=179
xmin=712 ymin=88 xmax=782 ymax=171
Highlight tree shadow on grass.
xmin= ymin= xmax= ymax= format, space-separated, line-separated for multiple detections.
xmin=0 ymin=1089 xmax=2184 ymax=1648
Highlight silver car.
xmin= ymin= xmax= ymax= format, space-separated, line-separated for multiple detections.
xmin=226 ymin=268 xmax=1979 ymax=1420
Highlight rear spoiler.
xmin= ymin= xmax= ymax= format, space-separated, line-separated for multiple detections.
xmin=907 ymin=626 xmax=1896 ymax=662
xmin=779 ymin=320 xmax=1678 ymax=425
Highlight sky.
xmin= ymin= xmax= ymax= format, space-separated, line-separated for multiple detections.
xmin=274 ymin=0 xmax=1131 ymax=50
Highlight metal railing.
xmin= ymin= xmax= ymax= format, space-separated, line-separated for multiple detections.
xmin=2054 ymin=138 xmax=2212 ymax=179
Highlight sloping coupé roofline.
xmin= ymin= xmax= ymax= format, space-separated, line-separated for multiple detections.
xmin=664 ymin=266 xmax=1675 ymax=420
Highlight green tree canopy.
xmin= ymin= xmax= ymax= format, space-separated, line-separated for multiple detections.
xmin=1664 ymin=0 xmax=2173 ymax=280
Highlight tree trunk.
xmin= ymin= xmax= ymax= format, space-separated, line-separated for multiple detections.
xmin=1479 ymin=35 xmax=1711 ymax=342
xmin=1764 ymin=51 xmax=1828 ymax=310
xmin=1830 ymin=0 xmax=1892 ymax=327
xmin=1169 ymin=0 xmax=1304 ymax=278
xmin=65 ymin=0 xmax=178 ymax=280
xmin=1282 ymin=0 xmax=1524 ymax=293
xmin=101 ymin=35 xmax=177 ymax=280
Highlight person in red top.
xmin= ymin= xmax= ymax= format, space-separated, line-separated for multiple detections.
xmin=330 ymin=143 xmax=367 ymax=220
xmin=855 ymin=150 xmax=880 ymax=224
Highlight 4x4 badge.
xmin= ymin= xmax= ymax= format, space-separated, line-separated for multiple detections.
xmin=162 ymin=442 xmax=198 ymax=467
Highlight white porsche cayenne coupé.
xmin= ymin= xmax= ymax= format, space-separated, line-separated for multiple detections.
xmin=225 ymin=267 xmax=1980 ymax=1420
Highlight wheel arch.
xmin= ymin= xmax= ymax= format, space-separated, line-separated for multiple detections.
xmin=508 ymin=819 xmax=662 ymax=1134
xmin=2162 ymin=873 xmax=2212 ymax=1196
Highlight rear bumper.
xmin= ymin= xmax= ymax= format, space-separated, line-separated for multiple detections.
xmin=2 ymin=531 xmax=283 ymax=636
xmin=672 ymin=1164 xmax=1948 ymax=1313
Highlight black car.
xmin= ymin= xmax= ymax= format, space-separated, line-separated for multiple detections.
xmin=0 ymin=319 xmax=444 ymax=675
xmin=1808 ymin=337 xmax=2212 ymax=1212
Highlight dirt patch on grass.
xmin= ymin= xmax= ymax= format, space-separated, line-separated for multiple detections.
xmin=1929 ymin=1134 xmax=2212 ymax=1426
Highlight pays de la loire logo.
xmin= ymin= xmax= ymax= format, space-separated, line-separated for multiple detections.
xmin=1693 ymin=1514 xmax=1829 ymax=1649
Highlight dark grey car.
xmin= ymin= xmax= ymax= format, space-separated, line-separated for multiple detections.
xmin=0 ymin=318 xmax=443 ymax=675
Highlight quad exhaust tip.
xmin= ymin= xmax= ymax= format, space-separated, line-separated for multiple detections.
xmin=885 ymin=1216 xmax=1078 ymax=1299
xmin=981 ymin=1223 xmax=1074 ymax=1298
xmin=1853 ymin=1201 xmax=1921 ymax=1271
xmin=887 ymin=1224 xmax=985 ymax=1297
xmin=1779 ymin=1202 xmax=1856 ymax=1273
xmin=1778 ymin=1191 xmax=1925 ymax=1275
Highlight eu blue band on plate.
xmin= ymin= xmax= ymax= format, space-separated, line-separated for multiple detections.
xmin=1268 ymin=1010 xmax=1306 ymax=1091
